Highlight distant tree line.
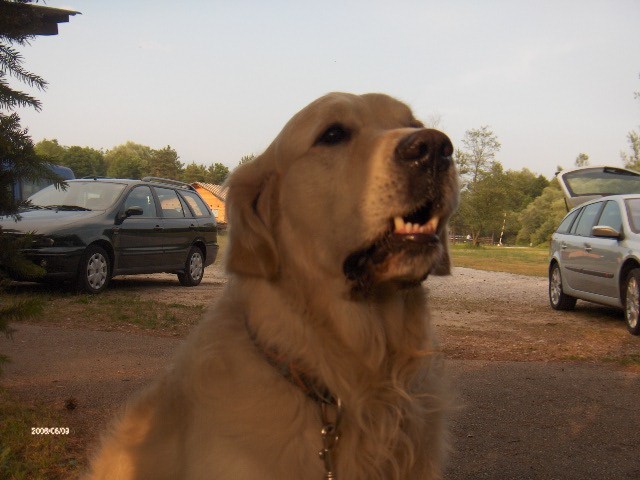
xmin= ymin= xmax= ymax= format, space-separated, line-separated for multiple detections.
xmin=454 ymin=71 xmax=639 ymax=247
xmin=34 ymin=139 xmax=242 ymax=185
xmin=450 ymin=125 xmax=556 ymax=246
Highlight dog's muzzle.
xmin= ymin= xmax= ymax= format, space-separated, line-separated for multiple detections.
xmin=343 ymin=128 xmax=456 ymax=291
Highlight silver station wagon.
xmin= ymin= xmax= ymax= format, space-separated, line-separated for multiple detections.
xmin=549 ymin=166 xmax=640 ymax=335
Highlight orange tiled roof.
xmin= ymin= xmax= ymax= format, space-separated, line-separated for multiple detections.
xmin=192 ymin=182 xmax=228 ymax=201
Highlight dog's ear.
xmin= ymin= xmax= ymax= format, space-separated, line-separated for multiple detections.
xmin=431 ymin=226 xmax=452 ymax=275
xmin=224 ymin=153 xmax=280 ymax=279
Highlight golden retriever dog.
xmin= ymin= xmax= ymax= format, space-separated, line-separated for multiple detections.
xmin=87 ymin=92 xmax=459 ymax=480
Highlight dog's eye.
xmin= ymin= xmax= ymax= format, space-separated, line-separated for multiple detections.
xmin=315 ymin=124 xmax=351 ymax=146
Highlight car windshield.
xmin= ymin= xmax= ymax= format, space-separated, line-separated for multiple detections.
xmin=626 ymin=198 xmax=640 ymax=234
xmin=28 ymin=181 xmax=127 ymax=211
xmin=562 ymin=167 xmax=640 ymax=196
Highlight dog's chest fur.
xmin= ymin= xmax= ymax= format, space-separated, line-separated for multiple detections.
xmin=168 ymin=278 xmax=448 ymax=480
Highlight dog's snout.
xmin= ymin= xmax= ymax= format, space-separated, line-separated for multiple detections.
xmin=395 ymin=129 xmax=453 ymax=171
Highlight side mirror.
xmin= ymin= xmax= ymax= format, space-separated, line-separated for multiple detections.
xmin=592 ymin=225 xmax=621 ymax=239
xmin=125 ymin=206 xmax=144 ymax=217
xmin=116 ymin=206 xmax=144 ymax=224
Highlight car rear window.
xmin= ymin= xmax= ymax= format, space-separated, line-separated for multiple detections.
xmin=563 ymin=167 xmax=640 ymax=196
xmin=180 ymin=191 xmax=212 ymax=218
xmin=155 ymin=187 xmax=186 ymax=218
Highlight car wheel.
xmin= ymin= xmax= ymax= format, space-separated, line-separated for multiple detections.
xmin=624 ymin=269 xmax=640 ymax=335
xmin=77 ymin=245 xmax=111 ymax=294
xmin=178 ymin=246 xmax=204 ymax=287
xmin=549 ymin=263 xmax=576 ymax=310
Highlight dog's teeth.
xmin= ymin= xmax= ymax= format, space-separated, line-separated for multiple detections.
xmin=425 ymin=216 xmax=440 ymax=234
xmin=393 ymin=214 xmax=440 ymax=235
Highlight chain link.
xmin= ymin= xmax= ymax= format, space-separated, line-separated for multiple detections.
xmin=318 ymin=398 xmax=342 ymax=479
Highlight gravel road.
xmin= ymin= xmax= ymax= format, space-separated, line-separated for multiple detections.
xmin=2 ymin=267 xmax=640 ymax=479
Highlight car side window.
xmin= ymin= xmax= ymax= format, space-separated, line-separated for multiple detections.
xmin=596 ymin=200 xmax=622 ymax=232
xmin=123 ymin=186 xmax=157 ymax=218
xmin=556 ymin=209 xmax=580 ymax=234
xmin=155 ymin=187 xmax=186 ymax=218
xmin=181 ymin=191 xmax=211 ymax=218
xmin=573 ymin=202 xmax=603 ymax=237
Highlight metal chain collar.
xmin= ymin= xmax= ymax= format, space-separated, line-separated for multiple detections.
xmin=319 ymin=398 xmax=342 ymax=479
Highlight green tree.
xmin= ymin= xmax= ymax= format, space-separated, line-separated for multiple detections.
xmin=575 ymin=153 xmax=590 ymax=167
xmin=148 ymin=145 xmax=183 ymax=180
xmin=621 ymin=131 xmax=640 ymax=171
xmin=64 ymin=145 xmax=106 ymax=178
xmin=206 ymin=162 xmax=230 ymax=184
xmin=456 ymin=126 xmax=501 ymax=187
xmin=105 ymin=141 xmax=152 ymax=179
xmin=34 ymin=138 xmax=65 ymax=163
xmin=454 ymin=163 xmax=508 ymax=245
xmin=497 ymin=169 xmax=550 ymax=243
xmin=181 ymin=162 xmax=209 ymax=183
xmin=516 ymin=180 xmax=566 ymax=246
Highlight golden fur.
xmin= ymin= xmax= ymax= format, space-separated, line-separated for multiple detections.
xmin=87 ymin=92 xmax=459 ymax=479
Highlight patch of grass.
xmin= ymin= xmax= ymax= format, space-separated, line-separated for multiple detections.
xmin=0 ymin=388 xmax=81 ymax=480
xmin=66 ymin=293 xmax=205 ymax=330
xmin=0 ymin=289 xmax=206 ymax=334
xmin=603 ymin=353 xmax=640 ymax=367
xmin=450 ymin=244 xmax=549 ymax=277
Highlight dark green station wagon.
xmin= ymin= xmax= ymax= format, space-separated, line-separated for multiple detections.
xmin=0 ymin=177 xmax=219 ymax=293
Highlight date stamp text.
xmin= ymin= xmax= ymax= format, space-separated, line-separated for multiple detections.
xmin=32 ymin=427 xmax=70 ymax=435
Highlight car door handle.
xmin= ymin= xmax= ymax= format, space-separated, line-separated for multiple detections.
xmin=584 ymin=243 xmax=592 ymax=253
xmin=561 ymin=242 xmax=567 ymax=250
xmin=154 ymin=225 xmax=163 ymax=231
xmin=189 ymin=223 xmax=197 ymax=230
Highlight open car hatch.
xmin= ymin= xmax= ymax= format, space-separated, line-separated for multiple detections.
xmin=556 ymin=166 xmax=640 ymax=210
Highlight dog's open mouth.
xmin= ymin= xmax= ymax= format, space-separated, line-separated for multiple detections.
xmin=343 ymin=200 xmax=443 ymax=287
xmin=390 ymin=201 xmax=440 ymax=244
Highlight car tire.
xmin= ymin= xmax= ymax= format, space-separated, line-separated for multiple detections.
xmin=623 ymin=269 xmax=640 ymax=335
xmin=178 ymin=246 xmax=204 ymax=287
xmin=549 ymin=262 xmax=577 ymax=310
xmin=77 ymin=244 xmax=111 ymax=294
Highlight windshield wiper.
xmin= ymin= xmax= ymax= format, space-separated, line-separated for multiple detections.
xmin=43 ymin=205 xmax=92 ymax=211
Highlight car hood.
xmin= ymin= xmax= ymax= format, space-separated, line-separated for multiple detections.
xmin=0 ymin=209 xmax=104 ymax=235
xmin=556 ymin=166 xmax=640 ymax=210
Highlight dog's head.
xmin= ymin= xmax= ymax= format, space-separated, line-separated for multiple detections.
xmin=225 ymin=93 xmax=459 ymax=295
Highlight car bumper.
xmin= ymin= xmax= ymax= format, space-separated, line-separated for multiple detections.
xmin=204 ymin=243 xmax=219 ymax=268
xmin=11 ymin=248 xmax=84 ymax=281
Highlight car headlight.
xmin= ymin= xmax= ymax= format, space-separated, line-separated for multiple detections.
xmin=31 ymin=236 xmax=55 ymax=248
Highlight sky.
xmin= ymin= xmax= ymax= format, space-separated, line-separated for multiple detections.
xmin=11 ymin=0 xmax=640 ymax=179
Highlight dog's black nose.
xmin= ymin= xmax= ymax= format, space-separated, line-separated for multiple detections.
xmin=395 ymin=129 xmax=453 ymax=171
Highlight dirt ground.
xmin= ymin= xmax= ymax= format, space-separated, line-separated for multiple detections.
xmin=2 ymin=265 xmax=640 ymax=479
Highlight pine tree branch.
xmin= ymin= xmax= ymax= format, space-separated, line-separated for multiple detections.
xmin=0 ymin=78 xmax=42 ymax=110
xmin=0 ymin=43 xmax=47 ymax=90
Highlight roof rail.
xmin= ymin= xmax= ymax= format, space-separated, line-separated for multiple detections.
xmin=141 ymin=177 xmax=195 ymax=190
